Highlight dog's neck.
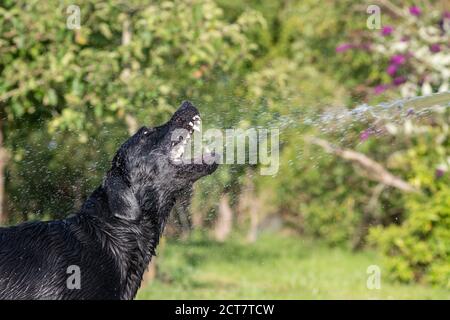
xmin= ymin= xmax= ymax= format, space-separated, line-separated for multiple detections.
xmin=78 ymin=182 xmax=176 ymax=299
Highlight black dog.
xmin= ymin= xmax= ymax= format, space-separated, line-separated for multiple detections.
xmin=0 ymin=101 xmax=218 ymax=300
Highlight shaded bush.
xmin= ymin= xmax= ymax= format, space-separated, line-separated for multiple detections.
xmin=370 ymin=188 xmax=450 ymax=288
xmin=369 ymin=110 xmax=450 ymax=288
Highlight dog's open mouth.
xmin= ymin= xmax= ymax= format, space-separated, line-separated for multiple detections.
xmin=168 ymin=102 xmax=217 ymax=166
xmin=169 ymin=114 xmax=201 ymax=163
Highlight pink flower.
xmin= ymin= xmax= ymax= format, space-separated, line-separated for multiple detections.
xmin=381 ymin=26 xmax=393 ymax=36
xmin=390 ymin=54 xmax=406 ymax=65
xmin=335 ymin=43 xmax=353 ymax=53
xmin=444 ymin=11 xmax=450 ymax=20
xmin=435 ymin=168 xmax=446 ymax=179
xmin=360 ymin=129 xmax=373 ymax=142
xmin=409 ymin=6 xmax=421 ymax=16
xmin=374 ymin=84 xmax=388 ymax=95
xmin=393 ymin=76 xmax=407 ymax=86
xmin=387 ymin=64 xmax=398 ymax=76
xmin=429 ymin=44 xmax=441 ymax=53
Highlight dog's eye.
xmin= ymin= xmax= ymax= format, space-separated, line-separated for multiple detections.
xmin=142 ymin=128 xmax=153 ymax=135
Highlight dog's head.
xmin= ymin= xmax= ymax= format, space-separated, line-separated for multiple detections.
xmin=104 ymin=101 xmax=218 ymax=220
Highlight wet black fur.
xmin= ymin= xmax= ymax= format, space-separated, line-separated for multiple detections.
xmin=0 ymin=101 xmax=217 ymax=300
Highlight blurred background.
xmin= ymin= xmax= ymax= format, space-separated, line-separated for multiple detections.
xmin=0 ymin=0 xmax=449 ymax=299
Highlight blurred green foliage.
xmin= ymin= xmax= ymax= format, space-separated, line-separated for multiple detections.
xmin=370 ymin=110 xmax=450 ymax=288
xmin=1 ymin=0 xmax=263 ymax=220
xmin=370 ymin=188 xmax=450 ymax=288
xmin=0 ymin=0 xmax=449 ymax=289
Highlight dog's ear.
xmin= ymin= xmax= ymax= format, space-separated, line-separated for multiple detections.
xmin=104 ymin=173 xmax=141 ymax=221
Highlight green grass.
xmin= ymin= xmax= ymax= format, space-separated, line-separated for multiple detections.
xmin=137 ymin=233 xmax=449 ymax=300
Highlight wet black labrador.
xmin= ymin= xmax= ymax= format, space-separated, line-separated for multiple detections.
xmin=0 ymin=101 xmax=218 ymax=299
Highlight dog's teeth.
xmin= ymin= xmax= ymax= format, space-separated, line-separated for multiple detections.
xmin=189 ymin=122 xmax=193 ymax=127
xmin=193 ymin=125 xmax=200 ymax=132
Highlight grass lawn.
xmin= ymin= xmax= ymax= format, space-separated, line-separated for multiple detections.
xmin=137 ymin=233 xmax=449 ymax=300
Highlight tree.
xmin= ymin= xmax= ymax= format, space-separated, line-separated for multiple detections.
xmin=0 ymin=0 xmax=263 ymax=223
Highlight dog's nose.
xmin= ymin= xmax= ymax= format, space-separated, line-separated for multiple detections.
xmin=171 ymin=101 xmax=200 ymax=126
xmin=179 ymin=100 xmax=196 ymax=111
xmin=176 ymin=100 xmax=199 ymax=115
